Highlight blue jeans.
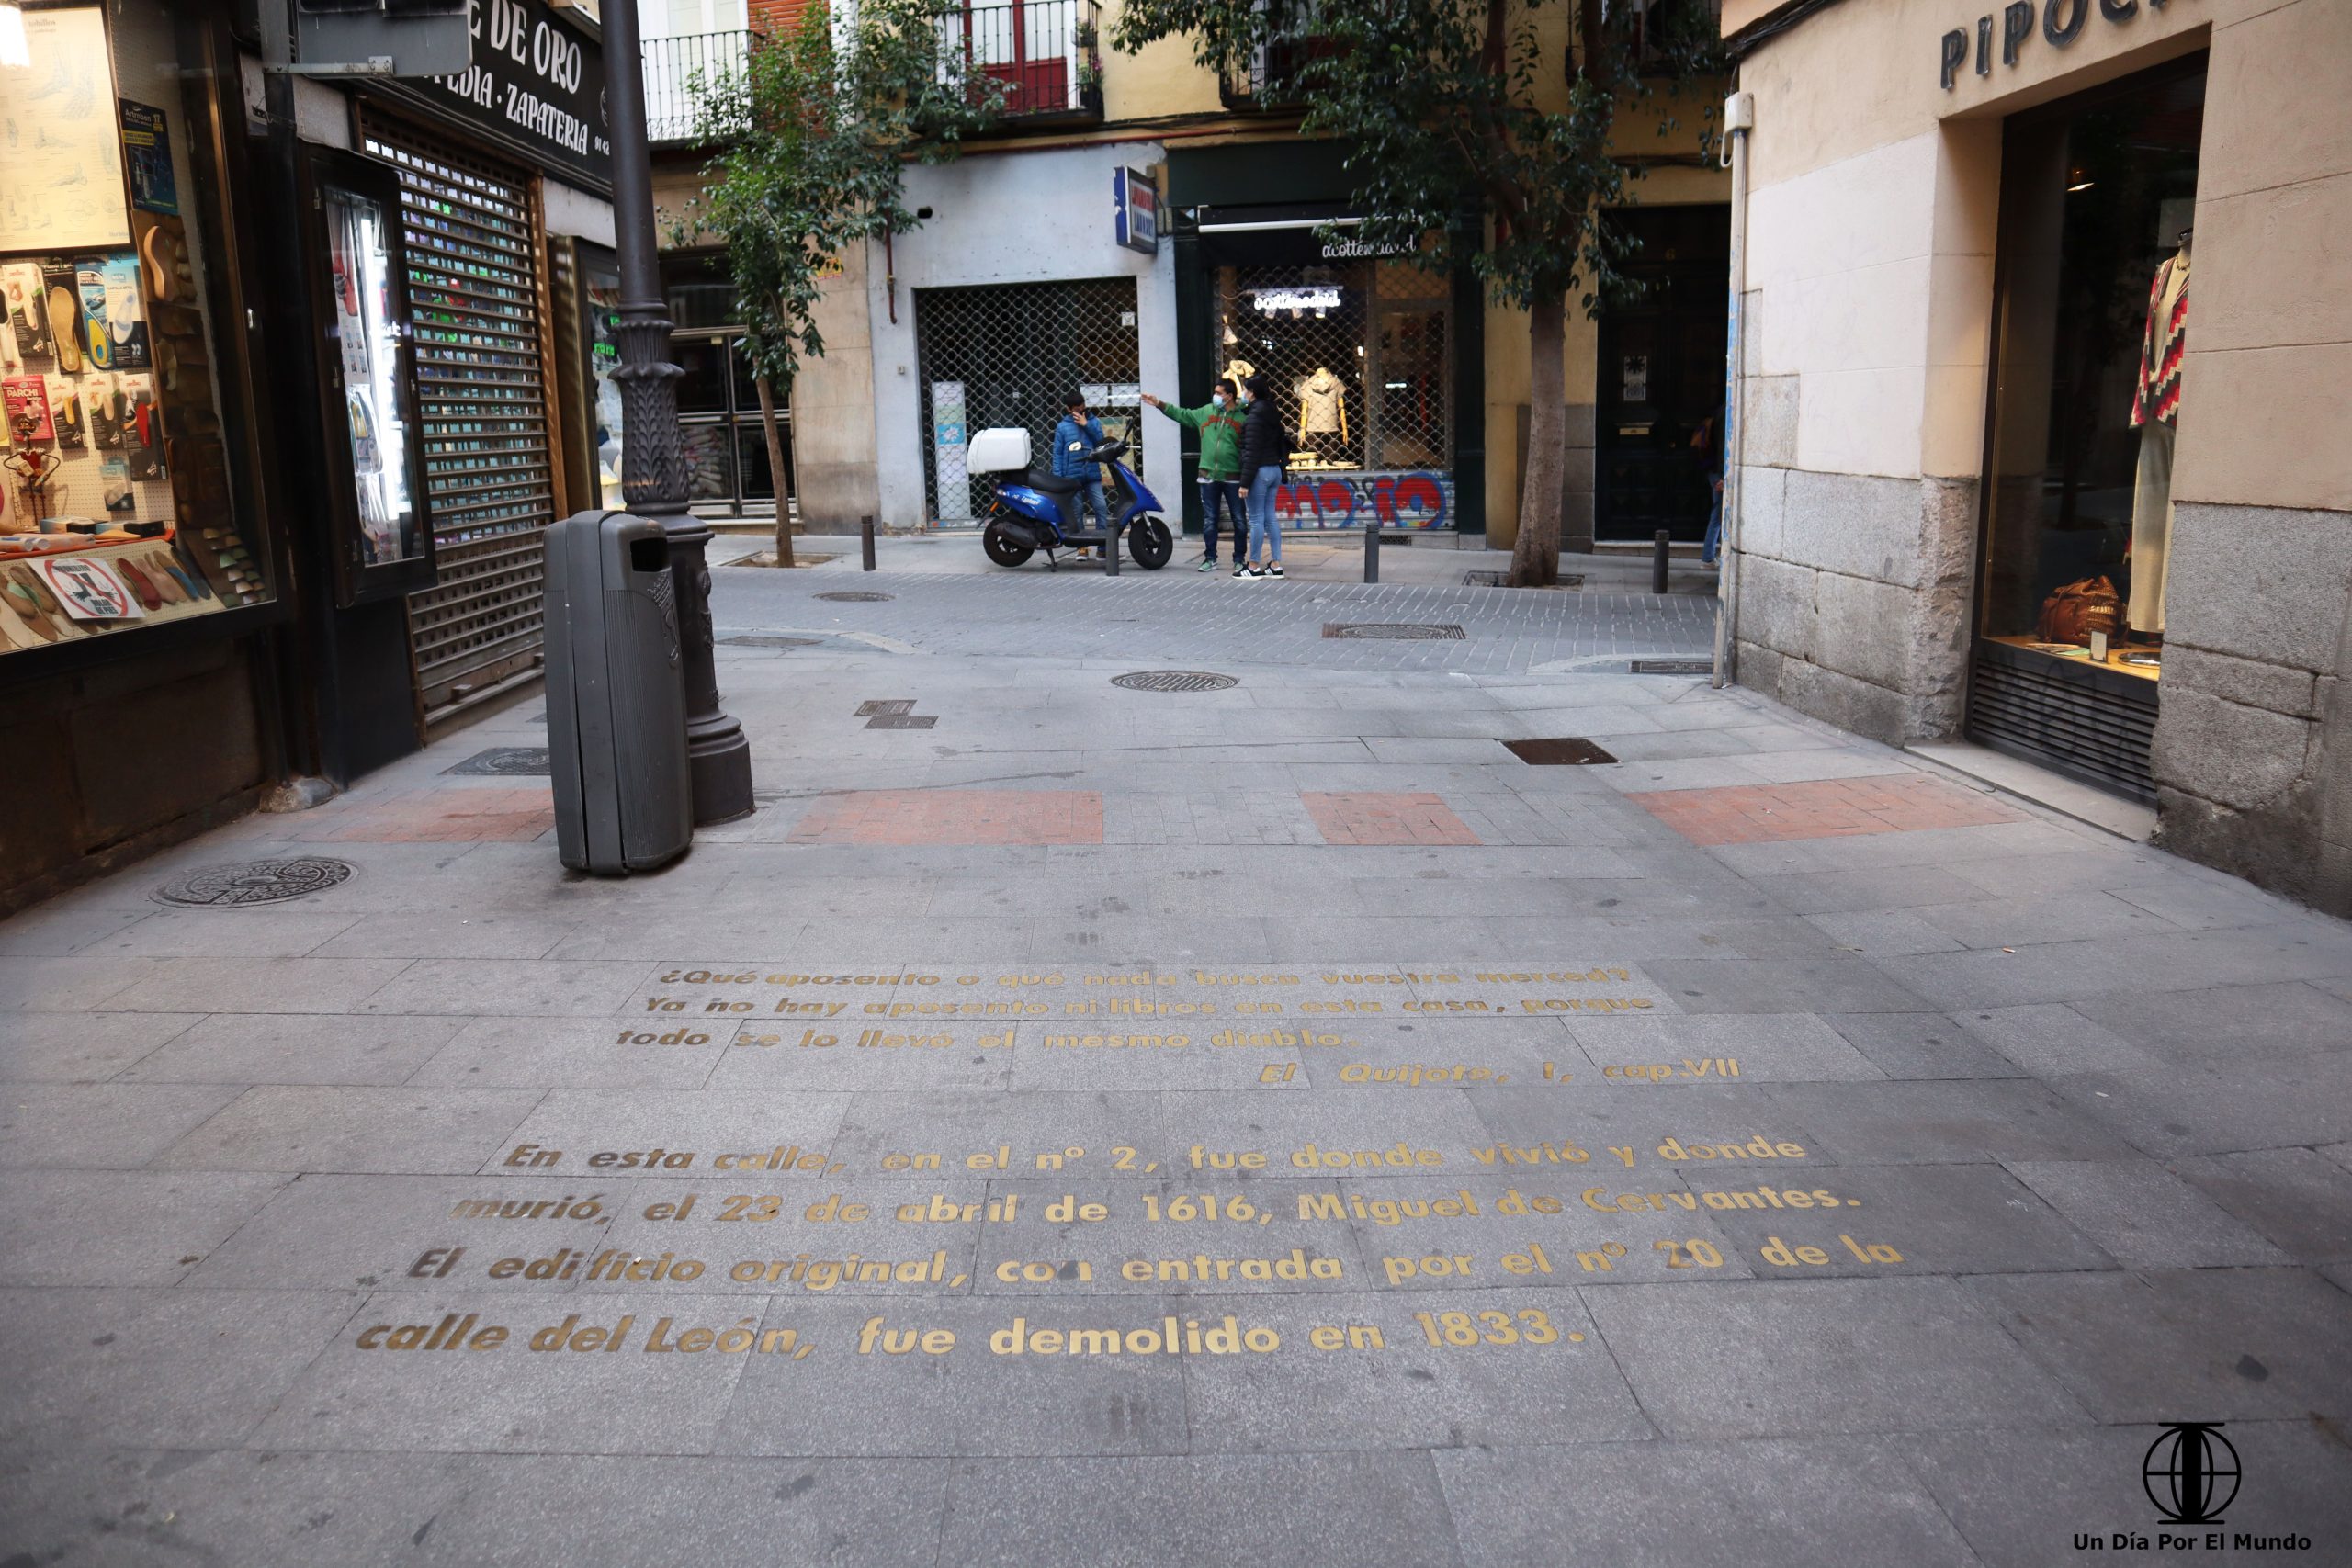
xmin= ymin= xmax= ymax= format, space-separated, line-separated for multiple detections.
xmin=1246 ymin=465 xmax=1284 ymax=563
xmin=1701 ymin=484 xmax=1724 ymax=565
xmin=1199 ymin=479 xmax=1244 ymax=561
xmin=1076 ymin=479 xmax=1112 ymax=536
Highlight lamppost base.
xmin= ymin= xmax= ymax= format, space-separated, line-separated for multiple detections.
xmin=688 ymin=726 xmax=756 ymax=826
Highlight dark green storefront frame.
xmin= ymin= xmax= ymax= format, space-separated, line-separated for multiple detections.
xmin=1165 ymin=143 xmax=1485 ymax=537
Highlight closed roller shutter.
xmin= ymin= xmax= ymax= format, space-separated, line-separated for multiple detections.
xmin=1967 ymin=646 xmax=2158 ymax=804
xmin=363 ymin=124 xmax=558 ymax=722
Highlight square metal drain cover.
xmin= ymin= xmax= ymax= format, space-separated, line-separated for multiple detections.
xmin=866 ymin=715 xmax=937 ymax=729
xmin=445 ymin=747 xmax=552 ymax=776
xmin=1323 ymin=623 xmax=1466 ymax=640
xmin=1630 ymin=659 xmax=1713 ymax=675
xmin=1504 ymin=738 xmax=1618 ymax=765
xmin=856 ymin=699 xmax=915 ymax=716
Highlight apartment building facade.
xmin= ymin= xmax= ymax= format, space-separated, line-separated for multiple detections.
xmin=645 ymin=1 xmax=1729 ymax=549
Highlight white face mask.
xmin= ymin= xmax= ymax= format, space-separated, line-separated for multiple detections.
xmin=1212 ymin=394 xmax=1227 ymax=408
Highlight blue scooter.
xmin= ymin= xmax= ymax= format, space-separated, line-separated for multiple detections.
xmin=971 ymin=430 xmax=1174 ymax=570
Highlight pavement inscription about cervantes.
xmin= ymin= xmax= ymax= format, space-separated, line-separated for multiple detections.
xmin=348 ymin=965 xmax=1914 ymax=1380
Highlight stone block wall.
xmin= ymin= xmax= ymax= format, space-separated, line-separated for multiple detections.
xmin=2152 ymin=502 xmax=2352 ymax=917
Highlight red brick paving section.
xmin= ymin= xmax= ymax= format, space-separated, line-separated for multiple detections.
xmin=1626 ymin=773 xmax=2024 ymax=847
xmin=1302 ymin=792 xmax=1482 ymax=847
xmin=288 ymin=787 xmax=556 ymax=843
xmin=789 ymin=789 xmax=1104 ymax=846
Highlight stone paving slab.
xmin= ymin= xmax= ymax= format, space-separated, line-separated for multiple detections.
xmin=6 ymin=571 xmax=2352 ymax=1563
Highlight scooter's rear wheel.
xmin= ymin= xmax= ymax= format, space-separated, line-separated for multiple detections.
xmin=983 ymin=523 xmax=1035 ymax=569
xmin=1127 ymin=515 xmax=1173 ymax=570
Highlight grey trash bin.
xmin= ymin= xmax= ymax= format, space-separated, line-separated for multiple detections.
xmin=543 ymin=511 xmax=693 ymax=874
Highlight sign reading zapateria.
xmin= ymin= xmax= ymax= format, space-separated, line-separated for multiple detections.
xmin=379 ymin=0 xmax=613 ymax=190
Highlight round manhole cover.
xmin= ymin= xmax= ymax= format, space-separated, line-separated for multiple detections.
xmin=156 ymin=857 xmax=356 ymax=908
xmin=1322 ymin=623 xmax=1467 ymax=641
xmin=817 ymin=592 xmax=894 ymax=603
xmin=1111 ymin=671 xmax=1239 ymax=693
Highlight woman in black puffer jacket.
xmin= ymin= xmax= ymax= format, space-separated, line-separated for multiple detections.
xmin=1233 ymin=375 xmax=1287 ymax=579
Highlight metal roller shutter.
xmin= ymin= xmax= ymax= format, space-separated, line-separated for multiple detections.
xmin=363 ymin=126 xmax=558 ymax=722
xmin=1966 ymin=647 xmax=2158 ymax=804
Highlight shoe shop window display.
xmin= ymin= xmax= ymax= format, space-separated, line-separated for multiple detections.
xmin=0 ymin=0 xmax=266 ymax=656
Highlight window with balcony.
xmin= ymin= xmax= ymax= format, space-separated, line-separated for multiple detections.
xmin=948 ymin=0 xmax=1102 ymax=119
xmin=640 ymin=0 xmax=760 ymax=145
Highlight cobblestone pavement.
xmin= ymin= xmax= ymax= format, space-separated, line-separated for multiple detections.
xmin=4 ymin=570 xmax=2350 ymax=1565
xmin=714 ymin=563 xmax=1721 ymax=674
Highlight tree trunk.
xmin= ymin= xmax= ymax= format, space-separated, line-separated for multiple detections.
xmin=1511 ymin=292 xmax=1567 ymax=588
xmin=755 ymin=373 xmax=795 ymax=569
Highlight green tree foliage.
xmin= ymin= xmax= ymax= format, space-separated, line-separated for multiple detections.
xmin=672 ymin=0 xmax=1001 ymax=559
xmin=1112 ymin=0 xmax=1719 ymax=584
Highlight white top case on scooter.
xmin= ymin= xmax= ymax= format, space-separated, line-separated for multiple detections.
xmin=967 ymin=427 xmax=1031 ymax=474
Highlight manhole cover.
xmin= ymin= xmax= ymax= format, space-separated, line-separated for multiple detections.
xmin=156 ymin=857 xmax=355 ymax=908
xmin=856 ymin=699 xmax=916 ymax=716
xmin=1111 ymin=671 xmax=1239 ymax=693
xmin=722 ymin=635 xmax=821 ymax=649
xmin=1505 ymin=738 xmax=1619 ymax=766
xmin=865 ymin=715 xmax=938 ymax=729
xmin=1630 ymin=659 xmax=1713 ymax=675
xmin=445 ymin=747 xmax=551 ymax=776
xmin=1323 ymin=623 xmax=1466 ymax=641
xmin=818 ymin=592 xmax=893 ymax=603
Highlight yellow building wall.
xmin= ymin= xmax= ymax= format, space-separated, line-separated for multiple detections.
xmin=1483 ymin=144 xmax=1732 ymax=547
xmin=1100 ymin=2 xmax=1227 ymax=120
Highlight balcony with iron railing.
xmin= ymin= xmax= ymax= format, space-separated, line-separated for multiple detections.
xmin=1218 ymin=32 xmax=1343 ymax=111
xmin=642 ymin=4 xmax=1104 ymax=149
xmin=947 ymin=0 xmax=1103 ymax=123
xmin=642 ymin=28 xmax=762 ymax=146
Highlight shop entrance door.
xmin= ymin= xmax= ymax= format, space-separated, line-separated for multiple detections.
xmin=1594 ymin=205 xmax=1727 ymax=543
xmin=361 ymin=123 xmax=560 ymax=728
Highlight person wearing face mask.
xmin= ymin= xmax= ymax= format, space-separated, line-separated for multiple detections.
xmin=1143 ymin=379 xmax=1247 ymax=573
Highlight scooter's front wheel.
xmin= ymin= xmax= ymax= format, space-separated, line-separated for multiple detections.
xmin=983 ymin=522 xmax=1035 ymax=569
xmin=1127 ymin=515 xmax=1173 ymax=570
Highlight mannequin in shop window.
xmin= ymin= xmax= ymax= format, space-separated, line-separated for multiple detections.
xmin=2127 ymin=228 xmax=2188 ymax=651
xmin=1295 ymin=367 xmax=1349 ymax=466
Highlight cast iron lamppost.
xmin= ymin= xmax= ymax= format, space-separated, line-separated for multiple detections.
xmin=602 ymin=0 xmax=755 ymax=825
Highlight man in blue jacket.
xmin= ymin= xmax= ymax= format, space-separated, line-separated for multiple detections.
xmin=1053 ymin=391 xmax=1111 ymax=547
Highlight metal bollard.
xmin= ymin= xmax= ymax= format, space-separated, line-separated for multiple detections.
xmin=1363 ymin=520 xmax=1381 ymax=583
xmin=1105 ymin=517 xmax=1122 ymax=576
xmin=1652 ymin=530 xmax=1671 ymax=595
xmin=861 ymin=514 xmax=876 ymax=571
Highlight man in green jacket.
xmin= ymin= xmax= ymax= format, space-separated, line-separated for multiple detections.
xmin=1144 ymin=378 xmax=1248 ymax=572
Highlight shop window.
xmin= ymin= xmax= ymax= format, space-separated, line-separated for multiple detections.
xmin=1980 ymin=62 xmax=2203 ymax=685
xmin=1211 ymin=250 xmax=1454 ymax=528
xmin=656 ymin=251 xmax=791 ymax=515
xmin=1 ymin=2 xmax=271 ymax=657
xmin=1969 ymin=57 xmax=2205 ymax=803
xmin=662 ymin=249 xmax=738 ymax=332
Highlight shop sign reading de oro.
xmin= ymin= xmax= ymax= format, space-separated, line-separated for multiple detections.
xmin=387 ymin=0 xmax=613 ymax=190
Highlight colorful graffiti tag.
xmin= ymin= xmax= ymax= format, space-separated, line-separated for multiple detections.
xmin=1271 ymin=469 xmax=1453 ymax=529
